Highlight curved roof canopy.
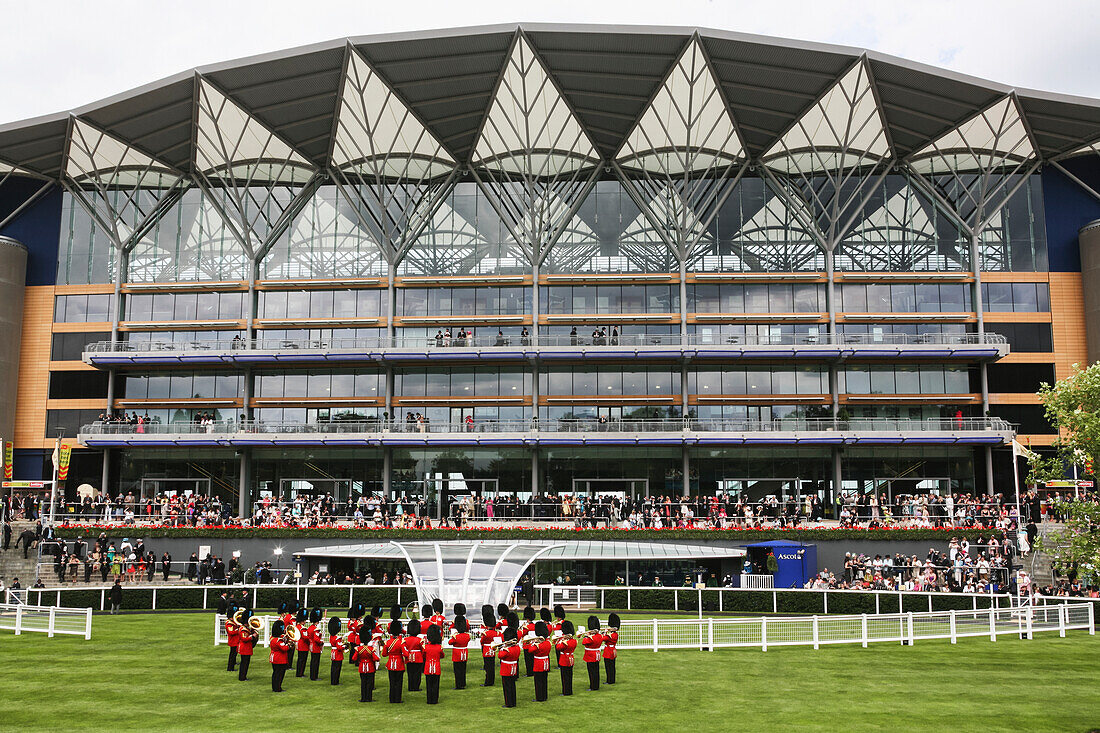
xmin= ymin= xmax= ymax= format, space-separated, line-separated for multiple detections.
xmin=1 ymin=23 xmax=1098 ymax=180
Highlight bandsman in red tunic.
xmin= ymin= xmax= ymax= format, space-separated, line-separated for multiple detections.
xmin=404 ymin=619 xmax=424 ymax=692
xmin=328 ymin=616 xmax=345 ymax=685
xmin=495 ymin=603 xmax=510 ymax=632
xmin=552 ymin=605 xmax=567 ymax=666
xmin=279 ymin=602 xmax=296 ymax=671
xmin=236 ymin=609 xmax=256 ymax=681
xmin=351 ymin=617 xmax=380 ymax=702
xmin=307 ymin=607 xmax=324 ymax=681
xmin=603 ymin=612 xmax=619 ymax=684
xmin=450 ymin=614 xmax=471 ymax=690
xmin=555 ymin=619 xmax=578 ymax=696
xmin=479 ymin=604 xmax=499 ymax=687
xmin=520 ymin=606 xmax=537 ymax=677
xmin=225 ymin=605 xmax=241 ymax=672
xmin=382 ymin=608 xmax=406 ymax=704
xmin=525 ymin=620 xmax=552 ymax=702
xmin=294 ymin=608 xmax=310 ymax=678
xmin=497 ymin=616 xmax=522 ymax=709
xmin=268 ymin=619 xmax=291 ymax=693
xmin=423 ymin=624 xmax=445 ymax=705
xmin=581 ymin=615 xmax=605 ymax=691
xmin=429 ymin=598 xmax=447 ymax=631
xmin=346 ymin=602 xmax=365 ymax=647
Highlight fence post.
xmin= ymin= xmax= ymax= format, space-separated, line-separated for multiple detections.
xmin=861 ymin=614 xmax=868 ymax=648
xmin=697 ymin=588 xmax=702 ymax=619
xmin=674 ymin=590 xmax=678 ymax=612
xmin=601 ymin=589 xmax=606 ymax=609
xmin=214 ymin=613 xmax=221 ymax=646
xmin=972 ymin=595 xmax=977 ymax=611
xmin=708 ymin=617 xmax=714 ymax=651
xmin=1089 ymin=601 xmax=1095 ymax=635
xmin=772 ymin=591 xmax=777 ymax=614
xmin=1026 ymin=604 xmax=1033 ymax=640
xmin=627 ymin=588 xmax=631 ymax=610
xmin=56 ymin=590 xmax=61 ymax=607
xmin=349 ymin=587 xmax=354 ymax=607
xmin=907 ymin=612 xmax=914 ymax=646
xmin=1058 ymin=603 xmax=1066 ymax=638
xmin=949 ymin=609 xmax=957 ymax=644
xmin=652 ymin=618 xmax=658 ymax=653
xmin=812 ymin=615 xmax=819 ymax=650
xmin=152 ymin=588 xmax=157 ymax=611
xmin=84 ymin=608 xmax=92 ymax=640
xmin=304 ymin=587 xmax=309 ymax=608
xmin=875 ymin=594 xmax=880 ymax=615
xmin=203 ymin=587 xmax=208 ymax=610
xmin=928 ymin=595 xmax=932 ymax=613
xmin=989 ymin=606 xmax=997 ymax=642
xmin=823 ymin=592 xmax=828 ymax=615
xmin=718 ymin=589 xmax=722 ymax=613
xmin=397 ymin=586 xmax=402 ymax=606
xmin=14 ymin=605 xmax=22 ymax=635
xmin=761 ymin=617 xmax=767 ymax=652
xmin=100 ymin=588 xmax=105 ymax=612
xmin=47 ymin=606 xmax=56 ymax=638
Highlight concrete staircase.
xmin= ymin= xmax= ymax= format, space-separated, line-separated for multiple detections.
xmin=0 ymin=547 xmax=41 ymax=587
xmin=1024 ymin=522 xmax=1068 ymax=586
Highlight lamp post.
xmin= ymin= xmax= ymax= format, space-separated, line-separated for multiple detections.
xmin=273 ymin=547 xmax=283 ymax=582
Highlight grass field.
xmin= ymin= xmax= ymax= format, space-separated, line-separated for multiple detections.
xmin=0 ymin=611 xmax=1097 ymax=732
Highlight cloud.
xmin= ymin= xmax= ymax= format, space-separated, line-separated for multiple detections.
xmin=0 ymin=0 xmax=1096 ymax=124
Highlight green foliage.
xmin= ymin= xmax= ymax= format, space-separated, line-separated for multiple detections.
xmin=1028 ymin=361 xmax=1100 ymax=484
xmin=1038 ymin=499 xmax=1100 ymax=585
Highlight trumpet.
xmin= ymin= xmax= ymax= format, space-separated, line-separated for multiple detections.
xmin=496 ymin=638 xmax=521 ymax=651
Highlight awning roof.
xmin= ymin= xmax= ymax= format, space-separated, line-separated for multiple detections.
xmin=299 ymin=539 xmax=745 ymax=561
xmin=1 ymin=23 xmax=1098 ymax=179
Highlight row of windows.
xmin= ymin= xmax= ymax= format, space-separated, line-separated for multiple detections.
xmin=125 ymin=292 xmax=246 ymax=321
xmin=981 ymin=323 xmax=1053 ymax=353
xmin=55 ymin=294 xmax=114 ymax=323
xmin=256 ymin=372 xmax=382 ymax=398
xmin=259 ymin=290 xmax=389 ymax=320
xmin=396 ymin=287 xmax=528 ymax=317
xmin=689 ymin=367 xmax=827 ymax=395
xmin=980 ymin=282 xmax=1050 ymax=312
xmin=837 ymin=284 xmax=971 ymax=313
xmin=687 ymin=283 xmax=824 ymax=313
xmin=120 ymin=374 xmax=244 ymax=400
xmin=540 ymin=285 xmax=680 ymax=314
xmin=840 ymin=366 xmax=972 ymax=395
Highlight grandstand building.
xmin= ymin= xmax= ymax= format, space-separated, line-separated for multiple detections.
xmin=1 ymin=24 xmax=1099 ymax=516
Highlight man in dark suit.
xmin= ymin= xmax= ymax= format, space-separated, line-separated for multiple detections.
xmin=17 ymin=529 xmax=36 ymax=559
xmin=161 ymin=552 xmax=172 ymax=581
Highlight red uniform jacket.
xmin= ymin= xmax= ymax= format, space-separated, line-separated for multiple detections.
xmin=281 ymin=612 xmax=294 ymax=628
xmin=269 ymin=636 xmax=290 ymax=665
xmin=225 ymin=620 xmax=240 ymax=648
xmin=295 ymin=623 xmax=309 ymax=652
xmin=581 ymin=633 xmax=604 ymax=663
xmin=352 ymin=643 xmax=380 ymax=674
xmin=522 ymin=622 xmax=536 ymax=641
xmin=330 ymin=634 xmax=345 ymax=661
xmin=237 ymin=630 xmax=255 ymax=656
xmin=403 ymin=634 xmax=424 ymax=664
xmin=602 ymin=630 xmax=618 ymax=659
xmin=307 ymin=623 xmax=324 ymax=654
xmin=429 ymin=614 xmax=447 ymax=630
xmin=423 ymin=643 xmax=444 ymax=676
xmin=480 ymin=627 xmax=499 ymax=658
xmin=555 ymin=637 xmax=577 ymax=667
xmin=498 ymin=643 xmax=521 ymax=677
xmin=450 ymin=632 xmax=471 ymax=662
xmin=383 ymin=636 xmax=406 ymax=672
xmin=524 ymin=638 xmax=552 ymax=672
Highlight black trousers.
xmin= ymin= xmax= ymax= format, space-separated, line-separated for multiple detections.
xmin=309 ymin=652 xmax=321 ymax=680
xmin=227 ymin=646 xmax=238 ymax=671
xmin=272 ymin=663 xmax=287 ymax=692
xmin=482 ymin=656 xmax=495 ymax=686
xmin=426 ymin=674 xmax=440 ymax=704
xmin=407 ymin=661 xmax=423 ymax=691
xmin=502 ymin=674 xmax=517 ymax=707
xmin=560 ymin=664 xmax=573 ymax=695
xmin=237 ymin=655 xmax=251 ymax=681
xmin=388 ymin=670 xmax=404 ymax=702
xmin=295 ymin=649 xmax=308 ymax=677
xmin=587 ymin=661 xmax=600 ymax=690
xmin=453 ymin=660 xmax=467 ymax=689
xmin=331 ymin=659 xmax=342 ymax=685
xmin=523 ymin=650 xmax=534 ymax=677
xmin=359 ymin=671 xmax=375 ymax=702
xmin=604 ymin=657 xmax=616 ymax=684
xmin=286 ymin=648 xmax=295 ymax=671
xmin=534 ymin=670 xmax=548 ymax=701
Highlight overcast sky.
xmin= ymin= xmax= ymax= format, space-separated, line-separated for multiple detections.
xmin=1 ymin=0 xmax=1097 ymax=124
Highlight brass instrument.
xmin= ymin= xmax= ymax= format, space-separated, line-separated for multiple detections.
xmin=248 ymin=616 xmax=264 ymax=632
xmin=284 ymin=624 xmax=302 ymax=643
xmin=496 ymin=638 xmax=521 ymax=651
xmin=225 ymin=608 xmax=245 ymax=633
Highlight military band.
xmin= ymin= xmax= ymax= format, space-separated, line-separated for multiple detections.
xmin=226 ymin=601 xmax=622 ymax=707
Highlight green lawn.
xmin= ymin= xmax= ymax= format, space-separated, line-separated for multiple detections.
xmin=0 ymin=612 xmax=1097 ymax=732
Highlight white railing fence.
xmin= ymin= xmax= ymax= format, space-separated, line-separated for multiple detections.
xmin=618 ymin=602 xmax=1095 ymax=652
xmin=4 ymin=589 xmax=27 ymax=605
xmin=0 ymin=603 xmax=92 ymax=639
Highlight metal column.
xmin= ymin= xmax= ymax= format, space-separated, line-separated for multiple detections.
xmin=832 ymin=447 xmax=843 ymax=516
xmin=237 ymin=449 xmax=250 ymax=518
xmin=531 ymin=261 xmax=539 ymax=346
xmin=681 ymin=446 xmax=690 ymax=497
xmin=531 ymin=448 xmax=540 ymax=495
xmin=99 ymin=448 xmax=110 ymax=495
xmin=383 ymin=448 xmax=392 ymax=500
xmin=984 ymin=446 xmax=994 ymax=494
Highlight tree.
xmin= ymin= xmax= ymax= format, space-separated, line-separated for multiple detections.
xmin=1026 ymin=362 xmax=1100 ymax=585
xmin=1025 ymin=362 xmax=1100 ymax=485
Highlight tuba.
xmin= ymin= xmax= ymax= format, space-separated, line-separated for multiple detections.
xmin=248 ymin=616 xmax=264 ymax=632
xmin=284 ymin=624 xmax=302 ymax=643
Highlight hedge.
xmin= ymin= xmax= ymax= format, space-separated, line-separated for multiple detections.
xmin=55 ymin=526 xmax=991 ymax=542
xmin=32 ymin=585 xmax=406 ymax=612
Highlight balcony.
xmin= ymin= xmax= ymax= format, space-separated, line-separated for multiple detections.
xmin=82 ymin=332 xmax=1009 ymax=367
xmin=78 ymin=416 xmax=1014 ymax=448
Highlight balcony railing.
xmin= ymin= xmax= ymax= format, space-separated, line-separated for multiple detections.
xmin=79 ymin=417 xmax=1015 ymax=446
xmin=84 ymin=331 xmax=1008 ymax=355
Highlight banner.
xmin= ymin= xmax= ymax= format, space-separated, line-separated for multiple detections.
xmin=3 ymin=441 xmax=11 ymax=480
xmin=58 ymin=443 xmax=73 ymax=481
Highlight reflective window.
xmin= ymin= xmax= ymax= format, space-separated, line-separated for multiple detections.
xmin=54 ymin=294 xmax=114 ymax=322
xmin=840 ymin=284 xmax=971 ymax=312
xmin=980 ymin=282 xmax=1049 ymax=312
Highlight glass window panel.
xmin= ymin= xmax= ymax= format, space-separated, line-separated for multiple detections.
xmin=938 ymin=284 xmax=966 ymax=312
xmin=451 ymin=289 xmax=475 ymax=316
xmin=173 ymin=293 xmax=197 ymax=321
xmin=795 ymin=366 xmax=823 ymax=393
xmin=285 ymin=291 xmax=310 ymax=318
xmin=919 ymin=366 xmax=945 ymax=393
xmin=146 ymin=375 xmax=170 ymax=399
xmin=869 ymin=367 xmax=894 ymax=394
xmin=844 ymin=366 xmax=870 ymax=394
xmin=332 ymin=290 xmax=356 ymax=318
xmin=422 ymin=369 xmax=447 ymax=394
xmin=215 ymin=374 xmax=239 ymax=398
xmin=151 ymin=294 xmax=174 ymax=320
xmin=693 ymin=369 xmax=720 ymax=394
xmin=283 ymin=374 xmax=307 ymax=398
xmin=723 ymin=369 xmax=747 ymax=394
xmin=720 ymin=284 xmax=744 ymax=313
xmin=307 ymin=373 xmax=330 ymax=397
xmin=866 ymin=284 xmax=890 ymax=311
xmin=195 ymin=293 xmax=220 ymax=319
xmin=598 ymin=368 xmax=622 ymax=395
xmin=914 ymin=284 xmax=940 ymax=312
xmin=793 ymin=284 xmax=820 ymax=312
xmin=895 ymin=365 xmax=920 ymax=393
xmin=772 ymin=368 xmax=796 ymax=393
xmin=353 ymin=372 xmax=379 ymax=396
xmin=890 ymin=284 xmax=916 ymax=312
xmin=261 ymin=291 xmax=286 ymax=319
xmin=744 ymin=368 xmax=769 ymax=394
xmin=573 ymin=286 xmax=595 ymax=313
xmin=258 ymin=374 xmax=282 ymax=397
xmin=547 ymin=370 xmax=572 ymax=395
xmin=1036 ymin=283 xmax=1049 ymax=311
xmin=311 ymin=290 xmax=334 ymax=318
xmin=474 ymin=369 xmax=497 ymax=395
xmin=647 ymin=285 xmax=672 ymax=312
xmin=841 ymin=284 xmax=866 ymax=312
xmin=768 ymin=284 xmax=793 ymax=312
xmin=192 ymin=374 xmax=215 ymax=398
xmin=744 ymin=284 xmax=769 ymax=312
xmin=944 ymin=367 xmax=969 ymax=393
xmin=498 ymin=369 xmax=524 ymax=396
xmin=127 ymin=294 xmax=153 ymax=321
xmin=1011 ymin=283 xmax=1038 ymax=312
xmin=620 ymin=285 xmax=645 ymax=313
xmin=170 ymin=374 xmax=191 ymax=399
xmin=648 ymin=368 xmax=673 ymax=395
xmin=987 ymin=283 xmax=1012 ymax=310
